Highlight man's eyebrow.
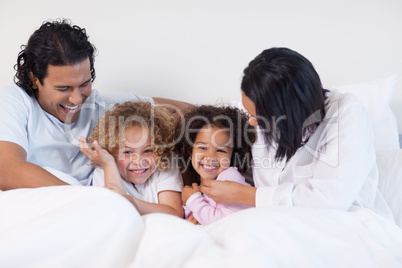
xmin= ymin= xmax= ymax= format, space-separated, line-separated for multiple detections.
xmin=81 ymin=78 xmax=92 ymax=85
xmin=54 ymin=78 xmax=92 ymax=89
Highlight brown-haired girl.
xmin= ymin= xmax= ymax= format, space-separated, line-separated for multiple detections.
xmin=175 ymin=105 xmax=255 ymax=224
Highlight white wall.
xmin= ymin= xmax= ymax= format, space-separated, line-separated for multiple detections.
xmin=1 ymin=0 xmax=401 ymax=132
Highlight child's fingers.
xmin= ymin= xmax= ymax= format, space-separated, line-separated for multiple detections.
xmin=199 ymin=179 xmax=212 ymax=194
xmin=187 ymin=215 xmax=200 ymax=225
xmin=91 ymin=140 xmax=103 ymax=153
xmin=192 ymin=182 xmax=200 ymax=191
xmin=79 ymin=138 xmax=93 ymax=157
xmin=91 ymin=141 xmax=98 ymax=152
xmin=79 ymin=136 xmax=91 ymax=149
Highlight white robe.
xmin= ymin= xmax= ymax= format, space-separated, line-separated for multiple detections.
xmin=252 ymin=90 xmax=394 ymax=222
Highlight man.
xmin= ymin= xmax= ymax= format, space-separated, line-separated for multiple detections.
xmin=0 ymin=19 xmax=190 ymax=190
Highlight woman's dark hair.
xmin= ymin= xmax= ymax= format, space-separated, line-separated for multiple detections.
xmin=175 ymin=105 xmax=256 ymax=185
xmin=241 ymin=47 xmax=328 ymax=162
xmin=14 ymin=18 xmax=97 ymax=96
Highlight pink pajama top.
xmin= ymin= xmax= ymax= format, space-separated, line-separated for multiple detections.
xmin=185 ymin=167 xmax=252 ymax=225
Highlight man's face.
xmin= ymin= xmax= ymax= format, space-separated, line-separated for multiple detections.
xmin=30 ymin=58 xmax=92 ymax=123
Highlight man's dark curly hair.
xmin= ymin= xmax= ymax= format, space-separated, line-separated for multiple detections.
xmin=175 ymin=105 xmax=256 ymax=185
xmin=14 ymin=18 xmax=96 ymax=96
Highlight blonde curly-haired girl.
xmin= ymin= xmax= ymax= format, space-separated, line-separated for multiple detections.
xmin=79 ymin=101 xmax=183 ymax=217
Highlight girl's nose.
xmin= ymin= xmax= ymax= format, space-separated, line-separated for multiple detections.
xmin=203 ymin=154 xmax=217 ymax=162
xmin=129 ymin=153 xmax=141 ymax=165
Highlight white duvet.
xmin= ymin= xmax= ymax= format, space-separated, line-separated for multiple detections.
xmin=1 ymin=186 xmax=401 ymax=267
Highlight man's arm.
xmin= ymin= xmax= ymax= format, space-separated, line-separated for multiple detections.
xmin=0 ymin=141 xmax=68 ymax=190
xmin=152 ymin=97 xmax=194 ymax=115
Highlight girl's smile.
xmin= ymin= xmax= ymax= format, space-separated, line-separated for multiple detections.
xmin=191 ymin=126 xmax=233 ymax=181
xmin=116 ymin=126 xmax=156 ymax=185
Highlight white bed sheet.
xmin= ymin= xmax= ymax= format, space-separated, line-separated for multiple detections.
xmin=1 ymin=186 xmax=401 ymax=267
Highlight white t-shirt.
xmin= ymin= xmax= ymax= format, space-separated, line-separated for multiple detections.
xmin=92 ymin=167 xmax=184 ymax=203
xmin=252 ymin=90 xmax=394 ymax=221
xmin=0 ymin=85 xmax=153 ymax=185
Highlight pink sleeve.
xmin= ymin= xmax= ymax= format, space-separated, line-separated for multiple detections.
xmin=186 ymin=168 xmax=251 ymax=225
xmin=217 ymin=167 xmax=250 ymax=186
xmin=186 ymin=194 xmax=246 ymax=225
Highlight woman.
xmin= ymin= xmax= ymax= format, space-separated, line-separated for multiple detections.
xmin=200 ymin=47 xmax=393 ymax=221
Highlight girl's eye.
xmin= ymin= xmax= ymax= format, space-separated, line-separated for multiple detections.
xmin=217 ymin=149 xmax=227 ymax=153
xmin=197 ymin=146 xmax=207 ymax=150
xmin=144 ymin=149 xmax=153 ymax=154
xmin=122 ymin=151 xmax=132 ymax=155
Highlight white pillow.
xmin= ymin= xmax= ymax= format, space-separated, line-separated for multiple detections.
xmin=330 ymin=75 xmax=399 ymax=151
xmin=376 ymin=149 xmax=402 ymax=228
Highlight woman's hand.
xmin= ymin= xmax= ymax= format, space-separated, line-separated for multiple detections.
xmin=200 ymin=180 xmax=257 ymax=206
xmin=79 ymin=137 xmax=114 ymax=167
xmin=181 ymin=183 xmax=200 ymax=205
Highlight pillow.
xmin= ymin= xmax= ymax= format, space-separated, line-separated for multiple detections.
xmin=376 ymin=149 xmax=402 ymax=228
xmin=330 ymin=75 xmax=399 ymax=151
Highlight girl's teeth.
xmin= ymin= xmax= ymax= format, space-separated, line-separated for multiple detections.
xmin=202 ymin=165 xmax=217 ymax=170
xmin=131 ymin=169 xmax=146 ymax=173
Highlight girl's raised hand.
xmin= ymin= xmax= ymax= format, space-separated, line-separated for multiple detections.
xmin=79 ymin=136 xmax=115 ymax=167
xmin=181 ymin=183 xmax=201 ymax=205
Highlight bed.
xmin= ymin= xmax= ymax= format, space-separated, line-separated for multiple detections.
xmin=0 ymin=76 xmax=402 ymax=267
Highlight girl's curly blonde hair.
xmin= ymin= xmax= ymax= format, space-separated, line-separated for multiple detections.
xmin=88 ymin=101 xmax=175 ymax=171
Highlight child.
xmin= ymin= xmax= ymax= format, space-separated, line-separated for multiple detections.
xmin=175 ymin=105 xmax=256 ymax=225
xmin=79 ymin=101 xmax=183 ymax=217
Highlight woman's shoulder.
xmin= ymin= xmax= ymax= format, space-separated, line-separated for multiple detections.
xmin=326 ymin=90 xmax=364 ymax=108
xmin=325 ymin=90 xmax=367 ymax=119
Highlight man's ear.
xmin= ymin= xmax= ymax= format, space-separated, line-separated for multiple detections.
xmin=28 ymin=72 xmax=39 ymax=89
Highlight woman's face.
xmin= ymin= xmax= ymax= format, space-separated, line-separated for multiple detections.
xmin=241 ymin=91 xmax=258 ymax=127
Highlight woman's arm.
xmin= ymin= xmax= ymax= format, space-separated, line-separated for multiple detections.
xmin=200 ymin=180 xmax=257 ymax=206
xmin=131 ymin=190 xmax=184 ymax=217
